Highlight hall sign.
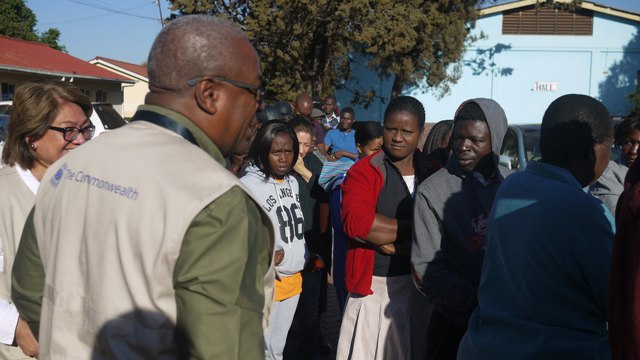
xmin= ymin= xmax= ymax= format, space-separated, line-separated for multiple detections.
xmin=532 ymin=82 xmax=559 ymax=92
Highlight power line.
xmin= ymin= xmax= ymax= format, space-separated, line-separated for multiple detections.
xmin=39 ymin=3 xmax=153 ymax=25
xmin=64 ymin=0 xmax=158 ymax=21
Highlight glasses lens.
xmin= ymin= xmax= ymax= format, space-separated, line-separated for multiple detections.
xmin=63 ymin=128 xmax=80 ymax=141
xmin=82 ymin=126 xmax=95 ymax=140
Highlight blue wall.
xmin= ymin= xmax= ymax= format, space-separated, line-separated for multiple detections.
xmin=338 ymin=10 xmax=640 ymax=124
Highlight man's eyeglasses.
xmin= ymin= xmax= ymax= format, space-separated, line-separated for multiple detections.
xmin=48 ymin=121 xmax=95 ymax=142
xmin=187 ymin=76 xmax=266 ymax=103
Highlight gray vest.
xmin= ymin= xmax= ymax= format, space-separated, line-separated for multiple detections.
xmin=34 ymin=122 xmax=270 ymax=359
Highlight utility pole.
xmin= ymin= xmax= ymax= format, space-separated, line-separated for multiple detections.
xmin=156 ymin=0 xmax=164 ymax=27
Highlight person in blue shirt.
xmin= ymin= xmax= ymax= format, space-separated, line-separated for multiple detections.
xmin=324 ymin=107 xmax=358 ymax=163
xmin=458 ymin=94 xmax=614 ymax=360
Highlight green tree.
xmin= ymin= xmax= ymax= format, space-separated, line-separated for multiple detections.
xmin=629 ymin=86 xmax=640 ymax=111
xmin=38 ymin=28 xmax=66 ymax=52
xmin=168 ymin=0 xmax=479 ymax=106
xmin=0 ymin=0 xmax=65 ymax=51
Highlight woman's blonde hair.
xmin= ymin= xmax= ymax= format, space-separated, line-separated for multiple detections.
xmin=1 ymin=80 xmax=92 ymax=169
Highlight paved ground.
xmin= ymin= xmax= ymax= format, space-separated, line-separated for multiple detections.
xmin=284 ymin=283 xmax=342 ymax=360
xmin=319 ymin=284 xmax=341 ymax=360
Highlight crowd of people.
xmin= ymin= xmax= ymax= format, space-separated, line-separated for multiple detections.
xmin=0 ymin=13 xmax=639 ymax=360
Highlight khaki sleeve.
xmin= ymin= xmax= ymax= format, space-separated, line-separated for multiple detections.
xmin=173 ymin=186 xmax=273 ymax=359
xmin=11 ymin=207 xmax=44 ymax=338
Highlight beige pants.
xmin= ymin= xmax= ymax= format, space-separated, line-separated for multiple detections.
xmin=336 ymin=275 xmax=431 ymax=360
xmin=0 ymin=344 xmax=33 ymax=360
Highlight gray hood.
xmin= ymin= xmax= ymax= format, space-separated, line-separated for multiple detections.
xmin=453 ymin=98 xmax=509 ymax=156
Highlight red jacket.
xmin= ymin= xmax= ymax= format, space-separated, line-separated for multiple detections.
xmin=341 ymin=150 xmax=438 ymax=296
xmin=610 ymin=158 xmax=640 ymax=360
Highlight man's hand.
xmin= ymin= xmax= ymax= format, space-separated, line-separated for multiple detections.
xmin=227 ymin=153 xmax=247 ymax=175
xmin=334 ymin=150 xmax=358 ymax=161
xmin=15 ymin=317 xmax=38 ymax=358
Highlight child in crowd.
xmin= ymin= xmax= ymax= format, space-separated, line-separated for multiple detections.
xmin=240 ymin=121 xmax=307 ymax=360
xmin=324 ymin=107 xmax=358 ymax=163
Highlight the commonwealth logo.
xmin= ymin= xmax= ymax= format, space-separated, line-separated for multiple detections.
xmin=48 ymin=163 xmax=140 ymax=201
xmin=50 ymin=163 xmax=67 ymax=187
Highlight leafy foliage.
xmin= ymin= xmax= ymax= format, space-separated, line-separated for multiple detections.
xmin=39 ymin=28 xmax=66 ymax=52
xmin=168 ymin=0 xmax=480 ymax=106
xmin=629 ymin=89 xmax=640 ymax=111
xmin=0 ymin=0 xmax=65 ymax=51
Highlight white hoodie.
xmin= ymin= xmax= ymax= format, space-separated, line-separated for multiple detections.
xmin=241 ymin=165 xmax=307 ymax=276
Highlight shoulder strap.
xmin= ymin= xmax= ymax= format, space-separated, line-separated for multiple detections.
xmin=131 ymin=110 xmax=197 ymax=146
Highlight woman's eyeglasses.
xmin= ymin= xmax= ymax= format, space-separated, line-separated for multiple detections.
xmin=48 ymin=121 xmax=96 ymax=142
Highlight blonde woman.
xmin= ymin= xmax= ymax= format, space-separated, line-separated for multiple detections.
xmin=0 ymin=80 xmax=92 ymax=358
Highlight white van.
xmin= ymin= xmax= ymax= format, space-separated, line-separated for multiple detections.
xmin=90 ymin=102 xmax=127 ymax=136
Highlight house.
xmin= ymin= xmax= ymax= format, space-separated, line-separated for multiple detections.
xmin=0 ymin=35 xmax=133 ymax=115
xmin=89 ymin=57 xmax=148 ymax=118
xmin=339 ymin=0 xmax=640 ymax=124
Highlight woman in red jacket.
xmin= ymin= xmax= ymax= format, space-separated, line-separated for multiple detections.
xmin=336 ymin=96 xmax=438 ymax=360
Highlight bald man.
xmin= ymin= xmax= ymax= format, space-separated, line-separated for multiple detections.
xmin=294 ymin=94 xmax=326 ymax=154
xmin=293 ymin=93 xmax=314 ymax=118
xmin=11 ymin=15 xmax=274 ymax=359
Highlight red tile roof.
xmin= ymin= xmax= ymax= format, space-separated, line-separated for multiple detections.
xmin=0 ymin=35 xmax=132 ymax=82
xmin=92 ymin=56 xmax=148 ymax=78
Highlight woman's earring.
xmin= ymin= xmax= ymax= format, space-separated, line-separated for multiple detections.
xmin=31 ymin=143 xmax=36 ymax=150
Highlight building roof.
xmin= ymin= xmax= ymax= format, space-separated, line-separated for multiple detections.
xmin=90 ymin=56 xmax=148 ymax=82
xmin=480 ymin=0 xmax=640 ymax=22
xmin=0 ymin=35 xmax=133 ymax=83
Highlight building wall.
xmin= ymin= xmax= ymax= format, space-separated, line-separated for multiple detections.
xmin=339 ymin=10 xmax=640 ymax=124
xmin=92 ymin=63 xmax=148 ymax=118
xmin=120 ymin=80 xmax=148 ymax=119
xmin=0 ymin=72 xmax=125 ymax=109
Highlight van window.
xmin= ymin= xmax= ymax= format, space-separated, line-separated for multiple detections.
xmin=93 ymin=104 xmax=126 ymax=130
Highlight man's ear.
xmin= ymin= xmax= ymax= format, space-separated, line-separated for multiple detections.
xmin=193 ymin=79 xmax=218 ymax=115
xmin=586 ymin=144 xmax=597 ymax=165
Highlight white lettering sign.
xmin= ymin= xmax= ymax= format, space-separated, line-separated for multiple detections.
xmin=532 ymin=82 xmax=559 ymax=92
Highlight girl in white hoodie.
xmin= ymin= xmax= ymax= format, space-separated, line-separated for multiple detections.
xmin=240 ymin=120 xmax=307 ymax=360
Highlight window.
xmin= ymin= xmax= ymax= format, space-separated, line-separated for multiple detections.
xmin=95 ymin=90 xmax=107 ymax=102
xmin=500 ymin=128 xmax=520 ymax=170
xmin=1 ymin=83 xmax=15 ymax=101
xmin=503 ymin=5 xmax=593 ymax=35
xmin=92 ymin=103 xmax=126 ymax=130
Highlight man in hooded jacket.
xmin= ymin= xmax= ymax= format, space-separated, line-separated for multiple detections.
xmin=411 ymin=98 xmax=510 ymax=359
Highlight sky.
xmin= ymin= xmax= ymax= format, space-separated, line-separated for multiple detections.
xmin=29 ymin=0 xmax=172 ymax=64
xmin=27 ymin=0 xmax=640 ymax=66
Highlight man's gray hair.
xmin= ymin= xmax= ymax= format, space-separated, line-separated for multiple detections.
xmin=148 ymin=15 xmax=248 ymax=91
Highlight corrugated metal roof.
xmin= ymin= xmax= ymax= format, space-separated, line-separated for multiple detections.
xmin=480 ymin=0 xmax=640 ymax=22
xmin=91 ymin=56 xmax=148 ymax=79
xmin=0 ymin=35 xmax=134 ymax=83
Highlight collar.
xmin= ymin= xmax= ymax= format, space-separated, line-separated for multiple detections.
xmin=447 ymin=155 xmax=499 ymax=184
xmin=471 ymin=170 xmax=498 ymax=186
xmin=525 ymin=161 xmax=582 ymax=190
xmin=135 ymin=105 xmax=226 ymax=167
xmin=16 ymin=165 xmax=39 ymax=195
